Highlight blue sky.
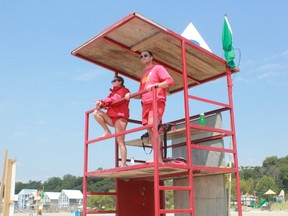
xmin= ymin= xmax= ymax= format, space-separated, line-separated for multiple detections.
xmin=1 ymin=1 xmax=288 ymax=182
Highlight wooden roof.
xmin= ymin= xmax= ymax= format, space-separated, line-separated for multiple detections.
xmin=72 ymin=12 xmax=228 ymax=94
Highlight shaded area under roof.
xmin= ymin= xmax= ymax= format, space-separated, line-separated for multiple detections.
xmin=72 ymin=12 xmax=228 ymax=94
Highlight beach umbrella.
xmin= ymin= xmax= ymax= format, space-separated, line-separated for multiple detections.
xmin=264 ymin=189 xmax=276 ymax=195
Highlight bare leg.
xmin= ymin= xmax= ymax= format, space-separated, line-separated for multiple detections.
xmin=93 ymin=109 xmax=113 ymax=137
xmin=115 ymin=118 xmax=128 ymax=167
xmin=146 ymin=113 xmax=163 ymax=163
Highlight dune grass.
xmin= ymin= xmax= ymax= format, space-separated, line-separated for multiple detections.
xmin=271 ymin=202 xmax=288 ymax=211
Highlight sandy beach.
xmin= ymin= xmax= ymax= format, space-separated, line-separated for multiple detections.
xmin=12 ymin=210 xmax=288 ymax=216
xmin=230 ymin=210 xmax=288 ymax=216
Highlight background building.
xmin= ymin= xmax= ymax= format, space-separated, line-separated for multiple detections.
xmin=58 ymin=190 xmax=83 ymax=209
xmin=17 ymin=189 xmax=37 ymax=209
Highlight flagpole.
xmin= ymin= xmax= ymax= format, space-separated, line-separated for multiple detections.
xmin=222 ymin=14 xmax=238 ymax=70
xmin=228 ymin=137 xmax=233 ymax=216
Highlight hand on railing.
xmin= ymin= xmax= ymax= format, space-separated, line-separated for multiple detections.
xmin=145 ymin=83 xmax=158 ymax=91
xmin=124 ymin=89 xmax=147 ymax=100
xmin=95 ymin=100 xmax=103 ymax=110
xmin=87 ymin=89 xmax=150 ymax=114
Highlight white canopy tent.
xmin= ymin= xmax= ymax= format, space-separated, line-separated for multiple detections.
xmin=264 ymin=189 xmax=276 ymax=195
xmin=278 ymin=189 xmax=285 ymax=202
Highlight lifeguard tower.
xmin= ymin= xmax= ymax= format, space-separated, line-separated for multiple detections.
xmin=72 ymin=12 xmax=242 ymax=216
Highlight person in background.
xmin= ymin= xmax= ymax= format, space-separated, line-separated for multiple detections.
xmin=125 ymin=50 xmax=174 ymax=163
xmin=93 ymin=75 xmax=130 ymax=167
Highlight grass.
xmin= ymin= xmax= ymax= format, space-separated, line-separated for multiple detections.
xmin=270 ymin=202 xmax=288 ymax=211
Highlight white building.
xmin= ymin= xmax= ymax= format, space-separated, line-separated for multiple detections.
xmin=17 ymin=189 xmax=37 ymax=209
xmin=14 ymin=195 xmax=19 ymax=210
xmin=58 ymin=190 xmax=82 ymax=208
xmin=43 ymin=192 xmax=61 ymax=208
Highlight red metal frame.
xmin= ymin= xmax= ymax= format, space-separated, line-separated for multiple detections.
xmin=181 ymin=39 xmax=196 ymax=214
xmin=77 ymin=12 xmax=242 ymax=216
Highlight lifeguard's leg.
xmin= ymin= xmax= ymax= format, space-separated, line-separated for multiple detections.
xmin=93 ymin=109 xmax=113 ymax=136
xmin=146 ymin=112 xmax=163 ymax=163
xmin=115 ymin=118 xmax=128 ymax=167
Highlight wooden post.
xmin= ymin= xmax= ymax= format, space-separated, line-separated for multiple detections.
xmin=3 ymin=158 xmax=17 ymax=216
xmin=0 ymin=150 xmax=8 ymax=216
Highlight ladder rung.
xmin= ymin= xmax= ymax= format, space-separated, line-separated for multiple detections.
xmin=159 ymin=185 xmax=192 ymax=191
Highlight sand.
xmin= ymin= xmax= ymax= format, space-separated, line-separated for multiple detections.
xmin=12 ymin=210 xmax=288 ymax=216
xmin=230 ymin=210 xmax=288 ymax=216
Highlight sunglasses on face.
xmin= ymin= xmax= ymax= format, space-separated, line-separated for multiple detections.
xmin=139 ymin=53 xmax=150 ymax=59
xmin=111 ymin=79 xmax=120 ymax=83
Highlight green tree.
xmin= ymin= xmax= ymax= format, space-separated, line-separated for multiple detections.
xmin=255 ymin=175 xmax=277 ymax=199
xmin=263 ymin=156 xmax=278 ymax=167
xmin=15 ymin=180 xmax=43 ymax=194
xmin=62 ymin=174 xmax=82 ymax=190
xmin=87 ymin=190 xmax=115 ymax=210
xmin=164 ymin=180 xmax=173 ymax=209
xmin=26 ymin=180 xmax=42 ymax=190
xmin=165 ymin=190 xmax=173 ymax=209
xmin=87 ymin=178 xmax=115 ymax=192
xmin=278 ymin=156 xmax=288 ymax=166
xmin=240 ymin=166 xmax=263 ymax=181
xmin=240 ymin=178 xmax=254 ymax=195
xmin=279 ymin=165 xmax=288 ymax=190
xmin=43 ymin=177 xmax=63 ymax=192
xmin=15 ymin=181 xmax=25 ymax=194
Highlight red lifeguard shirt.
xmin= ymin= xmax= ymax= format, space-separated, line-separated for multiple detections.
xmin=102 ymin=86 xmax=130 ymax=119
xmin=139 ymin=65 xmax=174 ymax=105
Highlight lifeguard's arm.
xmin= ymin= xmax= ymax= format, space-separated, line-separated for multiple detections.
xmin=95 ymin=100 xmax=104 ymax=109
xmin=146 ymin=76 xmax=174 ymax=91
xmin=146 ymin=81 xmax=167 ymax=91
xmin=125 ymin=92 xmax=141 ymax=100
xmin=125 ymin=80 xmax=142 ymax=100
xmin=104 ymin=88 xmax=128 ymax=104
xmin=146 ymin=65 xmax=174 ymax=91
xmin=155 ymin=80 xmax=169 ymax=88
xmin=95 ymin=91 xmax=113 ymax=108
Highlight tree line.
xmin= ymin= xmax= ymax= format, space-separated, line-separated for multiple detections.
xmin=237 ymin=155 xmax=288 ymax=199
xmin=15 ymin=172 xmax=115 ymax=195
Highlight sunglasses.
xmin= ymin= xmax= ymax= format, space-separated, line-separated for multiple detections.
xmin=139 ymin=53 xmax=151 ymax=59
xmin=111 ymin=79 xmax=120 ymax=83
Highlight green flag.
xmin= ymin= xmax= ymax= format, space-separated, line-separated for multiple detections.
xmin=222 ymin=15 xmax=236 ymax=68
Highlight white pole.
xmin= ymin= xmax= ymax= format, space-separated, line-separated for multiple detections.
xmin=9 ymin=159 xmax=16 ymax=216
xmin=0 ymin=150 xmax=8 ymax=216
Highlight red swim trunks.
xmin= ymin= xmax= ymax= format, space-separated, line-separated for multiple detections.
xmin=142 ymin=102 xmax=165 ymax=125
xmin=111 ymin=117 xmax=127 ymax=126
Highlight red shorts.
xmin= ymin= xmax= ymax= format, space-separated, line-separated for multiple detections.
xmin=142 ymin=102 xmax=165 ymax=125
xmin=111 ymin=117 xmax=127 ymax=126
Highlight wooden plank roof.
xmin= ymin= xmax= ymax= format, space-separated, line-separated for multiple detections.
xmin=72 ymin=12 xmax=228 ymax=94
